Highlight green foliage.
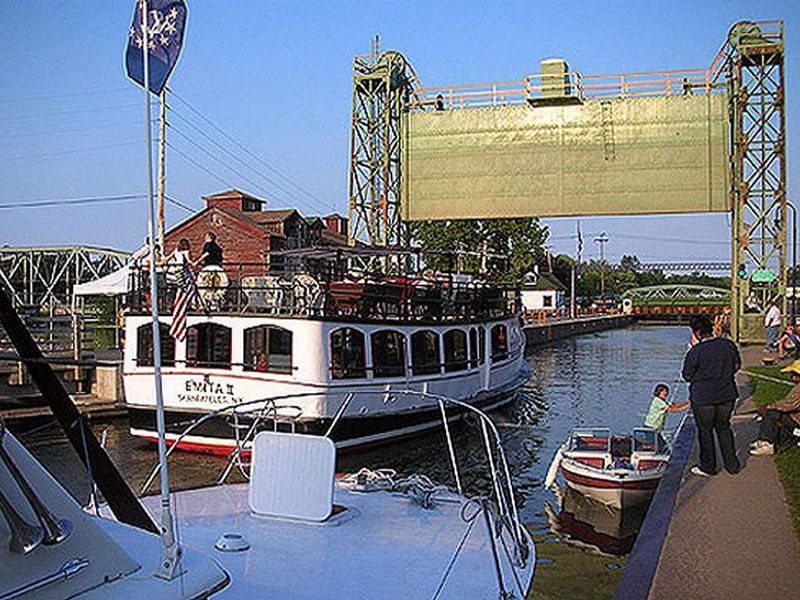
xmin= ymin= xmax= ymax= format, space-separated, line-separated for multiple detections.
xmin=409 ymin=218 xmax=549 ymax=280
xmin=775 ymin=445 xmax=800 ymax=541
xmin=745 ymin=366 xmax=794 ymax=407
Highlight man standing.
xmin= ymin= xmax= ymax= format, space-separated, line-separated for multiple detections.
xmin=198 ymin=231 xmax=223 ymax=267
xmin=765 ymin=301 xmax=782 ymax=351
xmin=682 ymin=315 xmax=741 ymax=476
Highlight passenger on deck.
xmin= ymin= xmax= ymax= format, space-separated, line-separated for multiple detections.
xmin=750 ymin=360 xmax=800 ymax=456
xmin=644 ymin=383 xmax=689 ymax=431
xmin=198 ymin=232 xmax=224 ymax=267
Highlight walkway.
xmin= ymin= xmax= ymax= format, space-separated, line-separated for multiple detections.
xmin=647 ymin=345 xmax=800 ymax=599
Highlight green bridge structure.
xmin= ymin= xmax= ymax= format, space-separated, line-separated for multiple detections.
xmin=347 ymin=21 xmax=786 ymax=343
xmin=621 ymin=285 xmax=730 ymax=318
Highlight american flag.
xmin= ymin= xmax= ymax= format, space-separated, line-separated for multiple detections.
xmin=169 ymin=265 xmax=198 ymax=342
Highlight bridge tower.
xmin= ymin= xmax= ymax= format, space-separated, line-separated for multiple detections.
xmin=347 ymin=51 xmax=415 ymax=247
xmin=724 ymin=22 xmax=787 ymax=341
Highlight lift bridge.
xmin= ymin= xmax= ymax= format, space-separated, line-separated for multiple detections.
xmin=348 ymin=20 xmax=786 ymax=342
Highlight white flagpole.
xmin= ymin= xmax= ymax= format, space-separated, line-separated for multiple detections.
xmin=141 ymin=0 xmax=180 ymax=579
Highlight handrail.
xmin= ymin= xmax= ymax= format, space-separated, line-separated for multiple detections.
xmin=139 ymin=388 xmax=530 ymax=566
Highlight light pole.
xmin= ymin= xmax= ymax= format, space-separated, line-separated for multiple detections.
xmin=594 ymin=233 xmax=609 ymax=297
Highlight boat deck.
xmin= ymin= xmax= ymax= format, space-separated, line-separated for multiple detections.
xmin=140 ymin=482 xmax=534 ymax=599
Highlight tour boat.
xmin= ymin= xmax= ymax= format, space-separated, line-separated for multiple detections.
xmin=123 ymin=247 xmax=531 ymax=454
xmin=544 ymin=428 xmax=670 ymax=509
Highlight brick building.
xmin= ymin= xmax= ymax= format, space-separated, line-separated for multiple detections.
xmin=163 ymin=189 xmax=347 ymax=277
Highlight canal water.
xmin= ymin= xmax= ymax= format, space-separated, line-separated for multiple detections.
xmin=11 ymin=324 xmax=691 ymax=599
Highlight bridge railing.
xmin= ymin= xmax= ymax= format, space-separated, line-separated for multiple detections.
xmin=410 ymin=67 xmax=722 ymax=111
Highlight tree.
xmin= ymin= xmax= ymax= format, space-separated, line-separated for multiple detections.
xmin=409 ymin=218 xmax=549 ymax=280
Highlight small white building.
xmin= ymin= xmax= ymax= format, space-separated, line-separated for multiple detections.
xmin=520 ymin=269 xmax=567 ymax=312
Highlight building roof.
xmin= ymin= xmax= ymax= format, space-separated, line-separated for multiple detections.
xmin=525 ymin=272 xmax=567 ymax=291
xmin=202 ymin=189 xmax=263 ymax=203
xmin=247 ymin=209 xmax=300 ymax=225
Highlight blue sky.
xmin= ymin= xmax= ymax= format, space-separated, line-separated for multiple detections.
xmin=0 ymin=1 xmax=796 ymax=266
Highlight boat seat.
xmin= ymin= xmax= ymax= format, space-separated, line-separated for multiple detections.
xmin=248 ymin=431 xmax=335 ymax=522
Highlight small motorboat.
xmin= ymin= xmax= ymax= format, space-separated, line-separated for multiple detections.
xmin=544 ymin=427 xmax=670 ymax=510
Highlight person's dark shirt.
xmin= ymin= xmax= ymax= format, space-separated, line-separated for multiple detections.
xmin=681 ymin=336 xmax=741 ymax=406
xmin=201 ymin=240 xmax=223 ymax=266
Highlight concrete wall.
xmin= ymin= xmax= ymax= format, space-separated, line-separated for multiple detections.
xmin=524 ymin=315 xmax=636 ymax=349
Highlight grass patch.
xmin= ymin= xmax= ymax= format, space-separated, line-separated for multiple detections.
xmin=527 ymin=531 xmax=625 ymax=600
xmin=745 ymin=365 xmax=795 ymax=407
xmin=775 ymin=443 xmax=800 ymax=540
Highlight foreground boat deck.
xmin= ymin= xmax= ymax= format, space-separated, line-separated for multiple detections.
xmin=141 ymin=483 xmax=535 ymax=599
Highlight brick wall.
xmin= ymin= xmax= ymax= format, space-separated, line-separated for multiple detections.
xmin=164 ymin=208 xmax=270 ymax=279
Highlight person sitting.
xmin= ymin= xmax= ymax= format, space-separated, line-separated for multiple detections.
xmin=644 ymin=383 xmax=689 ymax=431
xmin=750 ymin=360 xmax=800 ymax=456
xmin=777 ymin=324 xmax=799 ymax=359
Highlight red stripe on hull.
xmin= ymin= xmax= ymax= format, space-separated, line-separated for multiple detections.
xmin=562 ymin=467 xmax=660 ymax=490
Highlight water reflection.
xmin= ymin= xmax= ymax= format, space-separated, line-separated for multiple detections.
xmin=544 ymin=486 xmax=650 ymax=556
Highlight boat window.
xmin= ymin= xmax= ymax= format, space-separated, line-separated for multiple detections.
xmin=469 ymin=328 xmax=479 ymax=368
xmin=186 ymin=323 xmax=232 ymax=370
xmin=632 ymin=429 xmax=658 ymax=453
xmin=490 ymin=324 xmax=509 ymax=362
xmin=411 ymin=330 xmax=441 ymax=376
xmin=371 ymin=330 xmax=406 ymax=378
xmin=243 ymin=325 xmax=292 ymax=374
xmin=330 ymin=327 xmax=366 ymax=379
xmin=443 ymin=329 xmax=468 ymax=372
xmin=569 ymin=429 xmax=611 ymax=453
xmin=136 ymin=322 xmax=175 ymax=367
xmin=478 ymin=327 xmax=486 ymax=364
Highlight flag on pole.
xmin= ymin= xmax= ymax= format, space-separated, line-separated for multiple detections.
xmin=169 ymin=265 xmax=198 ymax=342
xmin=576 ymin=221 xmax=583 ymax=260
xmin=126 ymin=0 xmax=188 ymax=95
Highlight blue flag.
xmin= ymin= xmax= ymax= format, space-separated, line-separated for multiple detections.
xmin=125 ymin=0 xmax=187 ymax=95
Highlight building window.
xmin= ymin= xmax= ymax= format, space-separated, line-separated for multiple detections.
xmin=443 ymin=329 xmax=468 ymax=372
xmin=243 ymin=325 xmax=292 ymax=374
xmin=491 ymin=324 xmax=509 ymax=362
xmin=371 ymin=330 xmax=406 ymax=378
xmin=330 ymin=327 xmax=366 ymax=379
xmin=543 ymin=295 xmax=553 ymax=308
xmin=186 ymin=323 xmax=232 ymax=369
xmin=136 ymin=322 xmax=175 ymax=367
xmin=411 ymin=330 xmax=441 ymax=376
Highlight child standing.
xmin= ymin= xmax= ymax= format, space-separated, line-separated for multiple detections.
xmin=645 ymin=383 xmax=689 ymax=431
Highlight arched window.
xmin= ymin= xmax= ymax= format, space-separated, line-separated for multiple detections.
xmin=371 ymin=330 xmax=406 ymax=378
xmin=186 ymin=323 xmax=232 ymax=369
xmin=491 ymin=324 xmax=509 ymax=362
xmin=244 ymin=325 xmax=292 ymax=374
xmin=330 ymin=327 xmax=366 ymax=379
xmin=411 ymin=330 xmax=441 ymax=376
xmin=443 ymin=329 xmax=468 ymax=372
xmin=136 ymin=322 xmax=175 ymax=367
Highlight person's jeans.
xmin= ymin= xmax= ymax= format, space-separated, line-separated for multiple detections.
xmin=758 ymin=410 xmax=797 ymax=445
xmin=766 ymin=325 xmax=780 ymax=348
xmin=692 ymin=400 xmax=740 ymax=474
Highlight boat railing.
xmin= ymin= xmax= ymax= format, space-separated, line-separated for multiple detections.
xmin=139 ymin=389 xmax=530 ymax=567
xmin=126 ymin=263 xmax=519 ymax=322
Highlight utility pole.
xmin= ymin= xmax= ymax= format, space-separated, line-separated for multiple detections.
xmin=157 ymin=88 xmax=167 ymax=258
xmin=594 ymin=232 xmax=609 ymax=296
